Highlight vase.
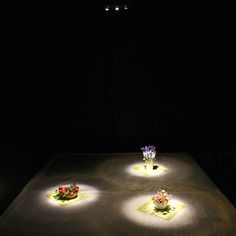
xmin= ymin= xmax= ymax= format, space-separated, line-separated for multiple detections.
xmin=145 ymin=160 xmax=154 ymax=171
xmin=64 ymin=192 xmax=78 ymax=199
xmin=154 ymin=201 xmax=168 ymax=210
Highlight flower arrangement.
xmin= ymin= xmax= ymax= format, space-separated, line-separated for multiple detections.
xmin=152 ymin=189 xmax=172 ymax=210
xmin=54 ymin=183 xmax=79 ymax=200
xmin=141 ymin=146 xmax=157 ymax=171
xmin=141 ymin=146 xmax=156 ymax=161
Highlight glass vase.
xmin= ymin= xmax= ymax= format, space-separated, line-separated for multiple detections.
xmin=145 ymin=160 xmax=154 ymax=171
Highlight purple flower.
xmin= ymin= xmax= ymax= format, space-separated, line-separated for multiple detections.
xmin=140 ymin=145 xmax=157 ymax=160
xmin=141 ymin=146 xmax=156 ymax=152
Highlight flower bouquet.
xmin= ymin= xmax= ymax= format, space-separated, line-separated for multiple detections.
xmin=141 ymin=145 xmax=157 ymax=171
xmin=54 ymin=183 xmax=79 ymax=200
xmin=152 ymin=189 xmax=172 ymax=210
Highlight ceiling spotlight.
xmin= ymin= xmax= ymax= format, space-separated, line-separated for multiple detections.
xmin=124 ymin=5 xmax=128 ymax=10
xmin=115 ymin=6 xmax=119 ymax=11
xmin=105 ymin=6 xmax=109 ymax=11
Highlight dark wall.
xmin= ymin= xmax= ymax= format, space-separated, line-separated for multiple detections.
xmin=53 ymin=3 xmax=236 ymax=152
xmin=0 ymin=8 xmax=55 ymax=214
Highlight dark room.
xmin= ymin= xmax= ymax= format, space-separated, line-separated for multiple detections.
xmin=0 ymin=1 xmax=236 ymax=235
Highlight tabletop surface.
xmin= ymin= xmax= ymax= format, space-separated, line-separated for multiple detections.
xmin=0 ymin=153 xmax=236 ymax=236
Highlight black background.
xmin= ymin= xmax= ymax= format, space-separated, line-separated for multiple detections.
xmin=1 ymin=1 xmax=236 ymax=214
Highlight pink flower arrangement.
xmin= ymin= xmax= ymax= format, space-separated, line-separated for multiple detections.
xmin=152 ymin=189 xmax=172 ymax=208
xmin=55 ymin=183 xmax=79 ymax=200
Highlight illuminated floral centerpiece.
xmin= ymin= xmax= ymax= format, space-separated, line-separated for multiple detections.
xmin=54 ymin=183 xmax=79 ymax=200
xmin=47 ymin=183 xmax=91 ymax=207
xmin=141 ymin=145 xmax=156 ymax=171
xmin=152 ymin=189 xmax=172 ymax=210
xmin=137 ymin=189 xmax=185 ymax=220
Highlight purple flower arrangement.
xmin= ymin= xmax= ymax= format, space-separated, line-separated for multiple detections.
xmin=141 ymin=146 xmax=156 ymax=161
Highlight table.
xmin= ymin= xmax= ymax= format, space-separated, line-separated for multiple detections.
xmin=0 ymin=153 xmax=236 ymax=235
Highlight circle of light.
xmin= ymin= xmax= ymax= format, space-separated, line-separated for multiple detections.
xmin=126 ymin=162 xmax=170 ymax=178
xmin=121 ymin=194 xmax=195 ymax=229
xmin=40 ymin=183 xmax=101 ymax=209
